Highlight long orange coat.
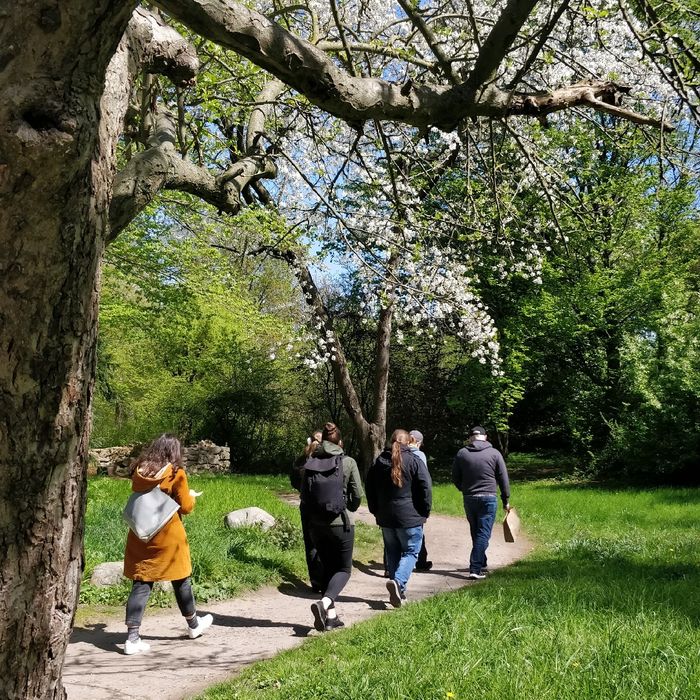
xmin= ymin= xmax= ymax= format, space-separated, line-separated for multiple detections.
xmin=123 ymin=464 xmax=195 ymax=582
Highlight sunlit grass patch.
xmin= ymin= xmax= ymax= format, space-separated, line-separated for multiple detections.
xmin=198 ymin=481 xmax=700 ymax=700
xmin=81 ymin=474 xmax=382 ymax=610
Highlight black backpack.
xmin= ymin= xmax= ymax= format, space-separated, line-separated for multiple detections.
xmin=301 ymin=454 xmax=345 ymax=517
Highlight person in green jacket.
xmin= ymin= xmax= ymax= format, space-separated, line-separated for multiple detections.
xmin=304 ymin=422 xmax=363 ymax=632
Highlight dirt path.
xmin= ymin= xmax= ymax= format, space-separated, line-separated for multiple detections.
xmin=64 ymin=506 xmax=531 ymax=700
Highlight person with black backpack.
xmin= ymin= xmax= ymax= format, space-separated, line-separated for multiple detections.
xmin=303 ymin=422 xmax=363 ymax=632
xmin=290 ymin=430 xmax=325 ymax=593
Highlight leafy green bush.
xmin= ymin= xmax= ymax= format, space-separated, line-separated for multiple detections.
xmin=267 ymin=516 xmax=302 ymax=551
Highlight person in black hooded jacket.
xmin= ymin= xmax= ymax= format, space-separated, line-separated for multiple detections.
xmin=305 ymin=422 xmax=363 ymax=632
xmin=366 ymin=429 xmax=432 ymax=607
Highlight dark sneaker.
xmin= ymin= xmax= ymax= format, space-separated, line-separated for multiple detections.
xmin=415 ymin=561 xmax=433 ymax=571
xmin=324 ymin=617 xmax=345 ymax=632
xmin=468 ymin=572 xmax=487 ymax=580
xmin=310 ymin=601 xmax=327 ymax=631
xmin=386 ymin=579 xmax=403 ymax=608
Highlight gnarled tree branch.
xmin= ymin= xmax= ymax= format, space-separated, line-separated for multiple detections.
xmin=396 ymin=0 xmax=458 ymax=83
xmin=465 ymin=0 xmax=539 ymax=90
xmin=156 ymin=0 xmax=672 ymax=131
xmin=108 ymin=106 xmax=277 ymax=241
xmin=127 ymin=6 xmax=200 ymax=86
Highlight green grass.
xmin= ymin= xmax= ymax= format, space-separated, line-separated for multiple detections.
xmin=196 ymin=480 xmax=700 ymax=700
xmin=81 ymin=475 xmax=382 ymax=610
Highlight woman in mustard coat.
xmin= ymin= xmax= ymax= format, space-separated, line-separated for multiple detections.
xmin=122 ymin=434 xmax=212 ymax=655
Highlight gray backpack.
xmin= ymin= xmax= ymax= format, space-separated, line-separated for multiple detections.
xmin=123 ymin=486 xmax=180 ymax=541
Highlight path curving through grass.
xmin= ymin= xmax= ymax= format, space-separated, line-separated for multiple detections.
xmin=64 ymin=498 xmax=530 ymax=700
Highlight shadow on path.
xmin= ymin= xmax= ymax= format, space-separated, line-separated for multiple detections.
xmin=65 ymin=510 xmax=532 ymax=700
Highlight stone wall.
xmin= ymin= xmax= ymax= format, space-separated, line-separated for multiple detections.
xmin=182 ymin=440 xmax=230 ymax=474
xmin=90 ymin=440 xmax=230 ymax=477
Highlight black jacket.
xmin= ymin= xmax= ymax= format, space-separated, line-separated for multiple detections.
xmin=452 ymin=440 xmax=510 ymax=507
xmin=366 ymin=445 xmax=432 ymax=528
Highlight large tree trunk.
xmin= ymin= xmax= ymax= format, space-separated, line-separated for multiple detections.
xmin=0 ymin=3 xmax=137 ymax=697
xmin=355 ymin=420 xmax=387 ymax=476
xmin=355 ymin=304 xmax=394 ymax=474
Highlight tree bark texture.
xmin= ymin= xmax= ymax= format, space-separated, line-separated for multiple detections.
xmin=0 ymin=2 xmax=138 ymax=697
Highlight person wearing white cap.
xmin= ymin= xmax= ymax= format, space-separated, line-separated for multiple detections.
xmin=452 ymin=426 xmax=511 ymax=579
xmin=409 ymin=430 xmax=432 ymax=571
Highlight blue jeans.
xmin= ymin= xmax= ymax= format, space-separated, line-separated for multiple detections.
xmin=463 ymin=495 xmax=498 ymax=574
xmin=382 ymin=525 xmax=424 ymax=593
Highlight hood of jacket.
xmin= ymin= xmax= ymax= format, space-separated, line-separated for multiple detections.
xmin=132 ymin=462 xmax=173 ymax=493
xmin=315 ymin=440 xmax=344 ymax=457
xmin=466 ymin=440 xmax=493 ymax=452
xmin=375 ymin=445 xmax=413 ymax=468
xmin=376 ymin=448 xmax=391 ymax=469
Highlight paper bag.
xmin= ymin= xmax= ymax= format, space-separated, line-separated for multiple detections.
xmin=503 ymin=507 xmax=520 ymax=543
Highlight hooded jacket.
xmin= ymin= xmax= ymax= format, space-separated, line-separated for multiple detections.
xmin=451 ymin=440 xmax=510 ymax=507
xmin=304 ymin=440 xmax=363 ymax=527
xmin=365 ymin=445 xmax=432 ymax=528
xmin=123 ymin=463 xmax=195 ymax=582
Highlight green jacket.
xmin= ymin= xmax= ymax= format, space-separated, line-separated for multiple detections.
xmin=307 ymin=440 xmax=363 ymax=527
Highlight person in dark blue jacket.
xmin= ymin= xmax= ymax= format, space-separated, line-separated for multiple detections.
xmin=366 ymin=429 xmax=432 ymax=607
xmin=452 ymin=425 xmax=511 ymax=579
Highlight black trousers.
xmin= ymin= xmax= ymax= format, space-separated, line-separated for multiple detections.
xmin=308 ymin=523 xmax=354 ymax=601
xmin=125 ymin=578 xmax=195 ymax=626
xmin=300 ymin=505 xmax=325 ymax=590
xmin=417 ymin=535 xmax=429 ymax=566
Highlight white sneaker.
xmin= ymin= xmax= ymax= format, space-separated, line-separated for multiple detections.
xmin=124 ymin=638 xmax=150 ymax=655
xmin=188 ymin=613 xmax=213 ymax=639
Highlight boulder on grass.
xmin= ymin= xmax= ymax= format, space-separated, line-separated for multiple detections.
xmin=90 ymin=561 xmax=172 ymax=592
xmin=90 ymin=561 xmax=126 ymax=586
xmin=224 ymin=507 xmax=276 ymax=531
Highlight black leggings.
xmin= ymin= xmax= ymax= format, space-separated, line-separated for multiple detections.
xmin=309 ymin=524 xmax=354 ymax=602
xmin=125 ymin=578 xmax=195 ymax=626
xmin=300 ymin=506 xmax=325 ymax=589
